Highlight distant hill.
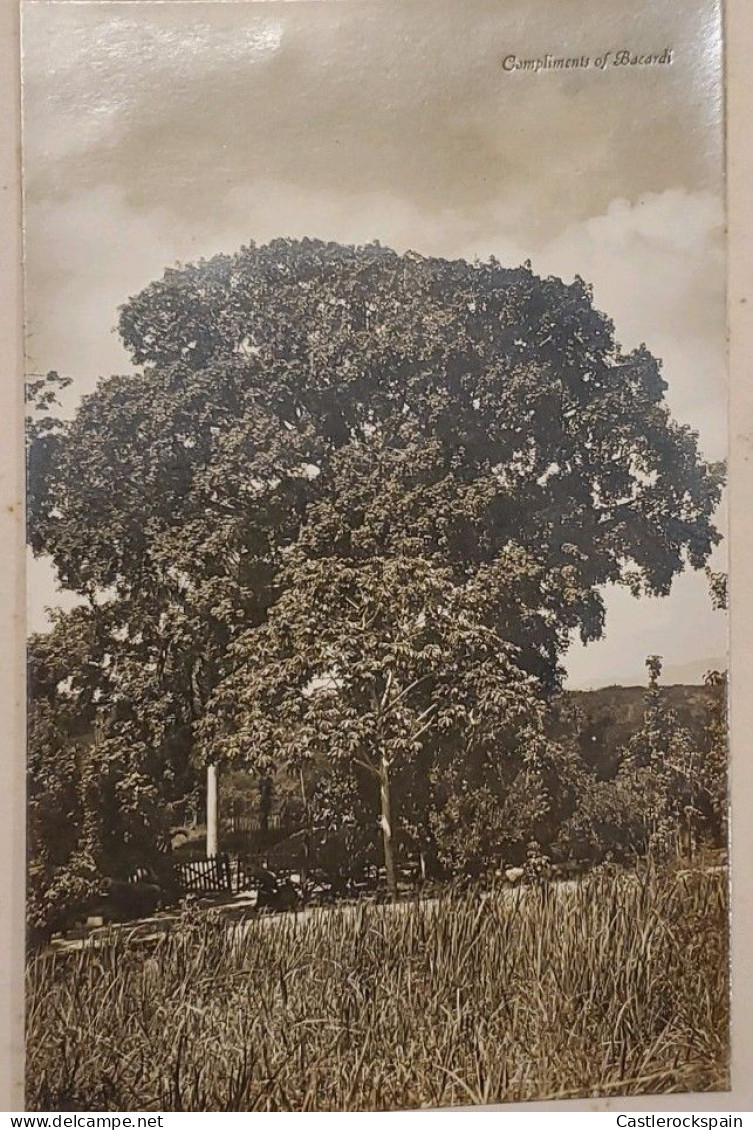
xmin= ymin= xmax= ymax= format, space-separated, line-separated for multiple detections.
xmin=571 ymin=656 xmax=726 ymax=692
xmin=564 ymin=682 xmax=721 ymax=779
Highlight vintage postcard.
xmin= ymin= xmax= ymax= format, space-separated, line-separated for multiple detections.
xmin=21 ymin=0 xmax=728 ymax=1112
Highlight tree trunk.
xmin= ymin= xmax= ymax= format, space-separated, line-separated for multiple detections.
xmin=299 ymin=766 xmax=311 ymax=879
xmin=206 ymin=763 xmax=219 ymax=857
xmin=379 ymin=755 xmax=397 ymax=899
xmin=259 ymin=775 xmax=272 ymax=837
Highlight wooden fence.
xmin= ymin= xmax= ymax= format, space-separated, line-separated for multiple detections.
xmin=175 ymin=852 xmax=234 ymax=895
xmin=223 ymin=814 xmax=288 ymax=835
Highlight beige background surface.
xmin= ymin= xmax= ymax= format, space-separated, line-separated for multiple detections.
xmin=1 ymin=0 xmax=751 ymax=1113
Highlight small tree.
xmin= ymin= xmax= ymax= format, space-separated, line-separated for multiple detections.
xmin=618 ymin=656 xmax=703 ymax=857
xmin=199 ymin=554 xmax=554 ymax=896
xmin=699 ymin=669 xmax=728 ymax=844
xmin=700 ymin=570 xmax=728 ymax=845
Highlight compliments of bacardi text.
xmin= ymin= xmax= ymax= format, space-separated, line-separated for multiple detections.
xmin=502 ymin=48 xmax=674 ymax=74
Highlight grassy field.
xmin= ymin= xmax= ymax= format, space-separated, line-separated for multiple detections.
xmin=26 ymin=864 xmax=729 ymax=1112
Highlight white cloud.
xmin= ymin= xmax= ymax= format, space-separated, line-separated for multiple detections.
xmin=529 ymin=189 xmax=726 ymax=462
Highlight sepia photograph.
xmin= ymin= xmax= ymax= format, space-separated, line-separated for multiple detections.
xmin=21 ymin=0 xmax=728 ymax=1112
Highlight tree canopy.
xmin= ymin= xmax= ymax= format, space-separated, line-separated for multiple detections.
xmin=31 ymin=239 xmax=723 ymax=676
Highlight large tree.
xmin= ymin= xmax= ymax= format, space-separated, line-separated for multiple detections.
xmin=28 ymin=239 xmax=724 ymax=876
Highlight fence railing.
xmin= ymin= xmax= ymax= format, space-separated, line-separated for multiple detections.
xmin=134 ymin=827 xmax=385 ymax=900
xmin=175 ymin=852 xmax=234 ymax=894
xmin=222 ymin=814 xmax=293 ymax=835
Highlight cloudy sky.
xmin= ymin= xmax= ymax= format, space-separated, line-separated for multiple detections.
xmin=21 ymin=0 xmax=726 ymax=686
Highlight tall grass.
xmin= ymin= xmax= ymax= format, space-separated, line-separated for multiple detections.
xmin=26 ymin=865 xmax=729 ymax=1111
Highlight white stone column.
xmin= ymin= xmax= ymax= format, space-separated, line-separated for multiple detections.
xmin=206 ymin=763 xmax=218 ymax=857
